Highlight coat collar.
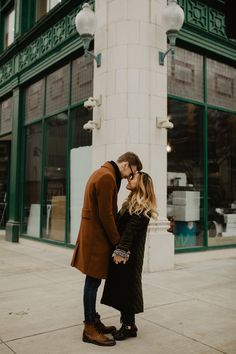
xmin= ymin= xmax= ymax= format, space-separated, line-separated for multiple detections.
xmin=102 ymin=161 xmax=122 ymax=191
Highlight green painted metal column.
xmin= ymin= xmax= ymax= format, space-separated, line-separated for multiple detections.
xmin=5 ymin=87 xmax=23 ymax=242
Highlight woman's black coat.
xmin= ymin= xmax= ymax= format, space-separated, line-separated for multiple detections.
xmin=101 ymin=210 xmax=150 ymax=314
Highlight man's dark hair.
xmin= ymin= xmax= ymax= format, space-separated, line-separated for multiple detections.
xmin=117 ymin=152 xmax=142 ymax=171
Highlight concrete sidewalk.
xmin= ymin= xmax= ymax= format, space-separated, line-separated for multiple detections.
xmin=0 ymin=234 xmax=236 ymax=354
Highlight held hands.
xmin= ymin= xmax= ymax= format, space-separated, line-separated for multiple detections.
xmin=112 ymin=248 xmax=130 ymax=264
xmin=112 ymin=254 xmax=127 ymax=264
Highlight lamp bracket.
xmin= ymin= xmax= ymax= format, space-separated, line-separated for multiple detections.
xmin=159 ymin=30 xmax=178 ymax=66
xmin=81 ymin=34 xmax=102 ymax=67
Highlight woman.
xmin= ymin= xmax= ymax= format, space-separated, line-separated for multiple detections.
xmin=101 ymin=171 xmax=158 ymax=340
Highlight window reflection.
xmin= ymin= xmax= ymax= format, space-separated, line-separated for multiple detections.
xmin=42 ymin=114 xmax=67 ymax=242
xmin=168 ymin=47 xmax=204 ymax=103
xmin=167 ymin=99 xmax=204 ymax=248
xmin=36 ymin=0 xmax=61 ymax=20
xmin=208 ymin=110 xmax=236 ymax=245
xmin=4 ymin=8 xmax=15 ymax=48
xmin=71 ymin=106 xmax=92 ymax=149
xmin=70 ymin=106 xmax=92 ymax=244
xmin=24 ymin=124 xmax=42 ymax=237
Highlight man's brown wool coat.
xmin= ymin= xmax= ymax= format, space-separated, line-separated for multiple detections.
xmin=71 ymin=162 xmax=120 ymax=279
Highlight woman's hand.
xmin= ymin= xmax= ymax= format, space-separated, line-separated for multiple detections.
xmin=113 ymin=254 xmax=127 ymax=264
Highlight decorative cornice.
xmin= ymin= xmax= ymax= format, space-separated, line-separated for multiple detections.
xmin=0 ymin=59 xmax=14 ymax=86
xmin=0 ymin=0 xmax=235 ymax=94
xmin=0 ymin=6 xmax=79 ymax=91
xmin=179 ymin=0 xmax=235 ymax=44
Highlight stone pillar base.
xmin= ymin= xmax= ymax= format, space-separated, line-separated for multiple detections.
xmin=144 ymin=220 xmax=174 ymax=272
xmin=5 ymin=220 xmax=20 ymax=242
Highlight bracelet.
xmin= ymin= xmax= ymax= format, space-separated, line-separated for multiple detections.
xmin=112 ymin=248 xmax=130 ymax=260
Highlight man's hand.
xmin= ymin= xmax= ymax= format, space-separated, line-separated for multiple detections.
xmin=113 ymin=254 xmax=127 ymax=264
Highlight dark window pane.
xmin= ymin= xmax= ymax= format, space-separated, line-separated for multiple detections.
xmin=23 ymin=123 xmax=42 ymax=237
xmin=4 ymin=8 xmax=15 ymax=48
xmin=71 ymin=106 xmax=92 ymax=148
xmin=167 ymin=99 xmax=204 ymax=248
xmin=208 ymin=110 xmax=236 ymax=245
xmin=36 ymin=0 xmax=61 ymax=20
xmin=42 ymin=114 xmax=68 ymax=242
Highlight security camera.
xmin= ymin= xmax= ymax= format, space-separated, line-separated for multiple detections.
xmin=83 ymin=120 xmax=96 ymax=131
xmin=84 ymin=97 xmax=97 ymax=110
xmin=84 ymin=95 xmax=102 ymax=110
xmin=159 ymin=120 xmax=174 ymax=129
xmin=156 ymin=116 xmax=174 ymax=129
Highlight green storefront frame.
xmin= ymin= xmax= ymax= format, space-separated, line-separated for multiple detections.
xmin=1 ymin=0 xmax=236 ymax=251
xmin=19 ymin=55 xmax=93 ymax=246
xmin=168 ymin=48 xmax=236 ymax=252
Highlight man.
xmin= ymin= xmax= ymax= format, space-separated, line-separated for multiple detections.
xmin=71 ymin=152 xmax=142 ymax=346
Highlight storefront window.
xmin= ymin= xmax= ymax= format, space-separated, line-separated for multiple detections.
xmin=25 ymin=79 xmax=45 ymax=124
xmin=207 ymin=59 xmax=236 ymax=111
xmin=167 ymin=47 xmax=236 ymax=250
xmin=42 ymin=114 xmax=67 ymax=242
xmin=168 ymin=47 xmax=204 ymax=103
xmin=0 ymin=97 xmax=12 ymax=134
xmin=71 ymin=56 xmax=94 ymax=105
xmin=21 ymin=53 xmax=95 ymax=244
xmin=23 ymin=124 xmax=42 ymax=237
xmin=4 ymin=8 xmax=15 ymax=48
xmin=45 ymin=65 xmax=68 ymax=115
xmin=71 ymin=106 xmax=92 ymax=148
xmin=167 ymin=99 xmax=204 ymax=248
xmin=70 ymin=106 xmax=92 ymax=244
xmin=36 ymin=0 xmax=61 ymax=20
xmin=208 ymin=110 xmax=236 ymax=245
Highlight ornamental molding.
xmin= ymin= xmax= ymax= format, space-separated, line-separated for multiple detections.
xmin=0 ymin=1 xmax=235 ymax=92
xmin=181 ymin=0 xmax=228 ymax=39
xmin=0 ymin=6 xmax=79 ymax=89
xmin=0 ymin=59 xmax=14 ymax=86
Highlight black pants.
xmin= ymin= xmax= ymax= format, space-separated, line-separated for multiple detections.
xmin=83 ymin=275 xmax=101 ymax=323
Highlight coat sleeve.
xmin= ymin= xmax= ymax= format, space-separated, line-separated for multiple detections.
xmin=96 ymin=174 xmax=120 ymax=245
xmin=117 ymin=214 xmax=149 ymax=252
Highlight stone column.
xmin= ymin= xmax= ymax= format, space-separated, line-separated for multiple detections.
xmin=92 ymin=0 xmax=174 ymax=271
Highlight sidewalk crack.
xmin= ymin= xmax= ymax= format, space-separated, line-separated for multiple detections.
xmin=0 ymin=341 xmax=16 ymax=354
xmin=4 ymin=323 xmax=81 ymax=344
xmin=141 ymin=317 xmax=228 ymax=354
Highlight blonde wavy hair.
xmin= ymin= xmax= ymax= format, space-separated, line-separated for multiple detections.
xmin=121 ymin=172 xmax=158 ymax=220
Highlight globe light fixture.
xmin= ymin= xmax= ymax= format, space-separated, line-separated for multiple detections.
xmin=75 ymin=3 xmax=101 ymax=67
xmin=159 ymin=0 xmax=184 ymax=65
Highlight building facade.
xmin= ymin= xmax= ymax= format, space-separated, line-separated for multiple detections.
xmin=0 ymin=0 xmax=236 ymax=270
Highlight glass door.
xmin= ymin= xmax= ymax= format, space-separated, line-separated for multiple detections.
xmin=42 ymin=114 xmax=68 ymax=242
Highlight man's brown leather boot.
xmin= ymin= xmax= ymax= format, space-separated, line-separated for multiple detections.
xmin=83 ymin=322 xmax=116 ymax=346
xmin=95 ymin=313 xmax=116 ymax=334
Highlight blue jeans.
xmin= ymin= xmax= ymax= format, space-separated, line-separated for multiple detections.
xmin=83 ymin=275 xmax=102 ymax=323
